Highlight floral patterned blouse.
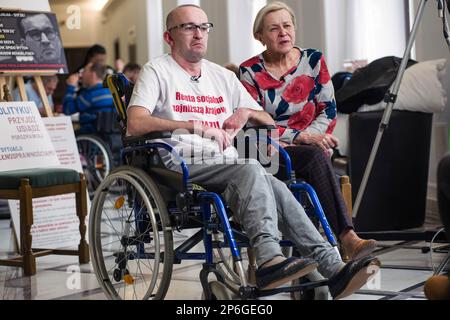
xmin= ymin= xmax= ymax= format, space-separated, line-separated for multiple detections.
xmin=239 ymin=47 xmax=337 ymax=144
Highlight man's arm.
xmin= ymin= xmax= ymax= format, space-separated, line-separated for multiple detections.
xmin=222 ymin=108 xmax=275 ymax=137
xmin=127 ymin=105 xmax=195 ymax=136
xmin=127 ymin=106 xmax=233 ymax=152
xmin=62 ymin=74 xmax=80 ymax=115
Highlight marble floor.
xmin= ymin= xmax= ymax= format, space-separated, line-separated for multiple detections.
xmin=0 ymin=219 xmax=449 ymax=301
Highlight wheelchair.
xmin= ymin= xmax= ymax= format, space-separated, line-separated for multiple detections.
xmin=88 ymin=74 xmax=340 ymax=300
xmin=76 ymin=112 xmax=123 ymax=197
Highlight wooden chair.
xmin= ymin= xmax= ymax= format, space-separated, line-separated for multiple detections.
xmin=0 ymin=168 xmax=90 ymax=276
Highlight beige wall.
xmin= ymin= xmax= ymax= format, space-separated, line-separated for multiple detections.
xmin=51 ymin=0 xmax=155 ymax=66
xmin=51 ymin=2 xmax=101 ymax=48
xmin=50 ymin=0 xmax=328 ymax=67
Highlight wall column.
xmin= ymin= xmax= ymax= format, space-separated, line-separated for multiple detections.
xmin=144 ymin=0 xmax=164 ymax=61
xmin=227 ymin=0 xmax=266 ymax=65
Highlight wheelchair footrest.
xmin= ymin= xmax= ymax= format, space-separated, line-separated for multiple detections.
xmin=242 ymin=278 xmax=329 ymax=299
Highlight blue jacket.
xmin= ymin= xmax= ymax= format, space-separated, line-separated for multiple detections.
xmin=63 ymin=83 xmax=114 ymax=134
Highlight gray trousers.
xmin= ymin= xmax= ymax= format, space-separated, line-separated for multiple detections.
xmin=187 ymin=159 xmax=345 ymax=278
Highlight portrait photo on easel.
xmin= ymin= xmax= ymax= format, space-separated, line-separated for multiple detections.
xmin=0 ymin=9 xmax=68 ymax=74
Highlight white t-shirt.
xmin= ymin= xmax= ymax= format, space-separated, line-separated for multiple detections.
xmin=129 ymin=54 xmax=263 ymax=167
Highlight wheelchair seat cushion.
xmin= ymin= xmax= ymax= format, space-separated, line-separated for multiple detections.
xmin=148 ymin=167 xmax=205 ymax=192
xmin=148 ymin=167 xmax=185 ymax=193
xmin=0 ymin=168 xmax=80 ymax=189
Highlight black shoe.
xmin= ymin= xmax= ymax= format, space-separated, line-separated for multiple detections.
xmin=255 ymin=256 xmax=318 ymax=290
xmin=328 ymin=255 xmax=381 ymax=299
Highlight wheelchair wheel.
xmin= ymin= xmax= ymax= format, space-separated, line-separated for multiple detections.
xmin=76 ymin=135 xmax=113 ymax=196
xmin=89 ymin=166 xmax=173 ymax=300
xmin=291 ymin=270 xmax=329 ymax=300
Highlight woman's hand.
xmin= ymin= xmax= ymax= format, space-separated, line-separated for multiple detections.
xmin=294 ymin=132 xmax=339 ymax=152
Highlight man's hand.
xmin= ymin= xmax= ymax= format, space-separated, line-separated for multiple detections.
xmin=115 ymin=58 xmax=125 ymax=73
xmin=294 ymin=133 xmax=339 ymax=152
xmin=202 ymin=126 xmax=233 ymax=153
xmin=222 ymin=108 xmax=251 ymax=139
xmin=66 ymin=73 xmax=79 ymax=87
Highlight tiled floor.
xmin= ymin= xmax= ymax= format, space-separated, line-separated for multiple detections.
xmin=1 ymin=219 xmax=449 ymax=300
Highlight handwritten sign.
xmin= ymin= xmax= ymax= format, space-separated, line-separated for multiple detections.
xmin=0 ymin=101 xmax=59 ymax=170
xmin=0 ymin=103 xmax=88 ymax=249
xmin=18 ymin=116 xmax=89 ymax=249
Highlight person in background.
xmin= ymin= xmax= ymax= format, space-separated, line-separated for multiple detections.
xmin=83 ymin=44 xmax=107 ymax=66
xmin=115 ymin=58 xmax=125 ymax=73
xmin=240 ymin=1 xmax=377 ymax=260
xmin=224 ymin=63 xmax=240 ymax=78
xmin=13 ymin=75 xmax=59 ymax=116
xmin=63 ymin=62 xmax=114 ymax=134
xmin=123 ymin=62 xmax=142 ymax=83
xmin=78 ymin=44 xmax=115 ymax=77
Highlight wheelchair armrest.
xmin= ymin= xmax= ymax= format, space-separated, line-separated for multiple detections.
xmin=236 ymin=126 xmax=296 ymax=181
xmin=123 ymin=131 xmax=172 ymax=146
xmin=243 ymin=125 xmax=277 ymax=132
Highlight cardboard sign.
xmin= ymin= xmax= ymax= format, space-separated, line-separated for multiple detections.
xmin=0 ymin=10 xmax=68 ymax=74
xmin=0 ymin=103 xmax=87 ymax=249
xmin=0 ymin=101 xmax=59 ymax=170
xmin=44 ymin=116 xmax=83 ymax=170
xmin=17 ymin=116 xmax=89 ymax=249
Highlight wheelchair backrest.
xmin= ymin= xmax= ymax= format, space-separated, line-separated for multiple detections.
xmin=103 ymin=74 xmax=173 ymax=173
xmin=104 ymin=73 xmax=134 ymax=133
xmin=96 ymin=112 xmax=121 ymax=134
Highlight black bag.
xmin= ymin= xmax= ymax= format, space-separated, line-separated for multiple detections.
xmin=335 ymin=56 xmax=417 ymax=114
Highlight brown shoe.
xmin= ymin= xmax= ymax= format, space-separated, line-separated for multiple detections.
xmin=424 ymin=275 xmax=450 ymax=300
xmin=347 ymin=239 xmax=377 ymax=261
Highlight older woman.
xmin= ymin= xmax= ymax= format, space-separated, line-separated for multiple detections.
xmin=240 ymin=1 xmax=376 ymax=260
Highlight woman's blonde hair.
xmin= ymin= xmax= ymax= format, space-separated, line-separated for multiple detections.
xmin=253 ymin=1 xmax=296 ymax=41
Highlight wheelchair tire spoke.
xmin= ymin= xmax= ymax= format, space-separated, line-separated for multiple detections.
xmin=89 ymin=166 xmax=173 ymax=300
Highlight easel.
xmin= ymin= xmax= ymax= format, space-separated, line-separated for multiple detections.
xmin=0 ymin=71 xmax=57 ymax=117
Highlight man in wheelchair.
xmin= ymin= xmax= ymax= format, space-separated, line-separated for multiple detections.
xmin=63 ymin=61 xmax=114 ymax=134
xmin=125 ymin=4 xmax=380 ymax=299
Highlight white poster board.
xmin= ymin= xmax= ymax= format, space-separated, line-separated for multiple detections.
xmin=0 ymin=101 xmax=59 ymax=170
xmin=0 ymin=1 xmax=50 ymax=12
xmin=0 ymin=102 xmax=87 ymax=249
xmin=31 ymin=116 xmax=89 ymax=248
xmin=43 ymin=116 xmax=83 ymax=171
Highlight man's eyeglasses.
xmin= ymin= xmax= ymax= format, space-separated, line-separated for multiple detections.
xmin=25 ymin=28 xmax=57 ymax=41
xmin=168 ymin=22 xmax=214 ymax=34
